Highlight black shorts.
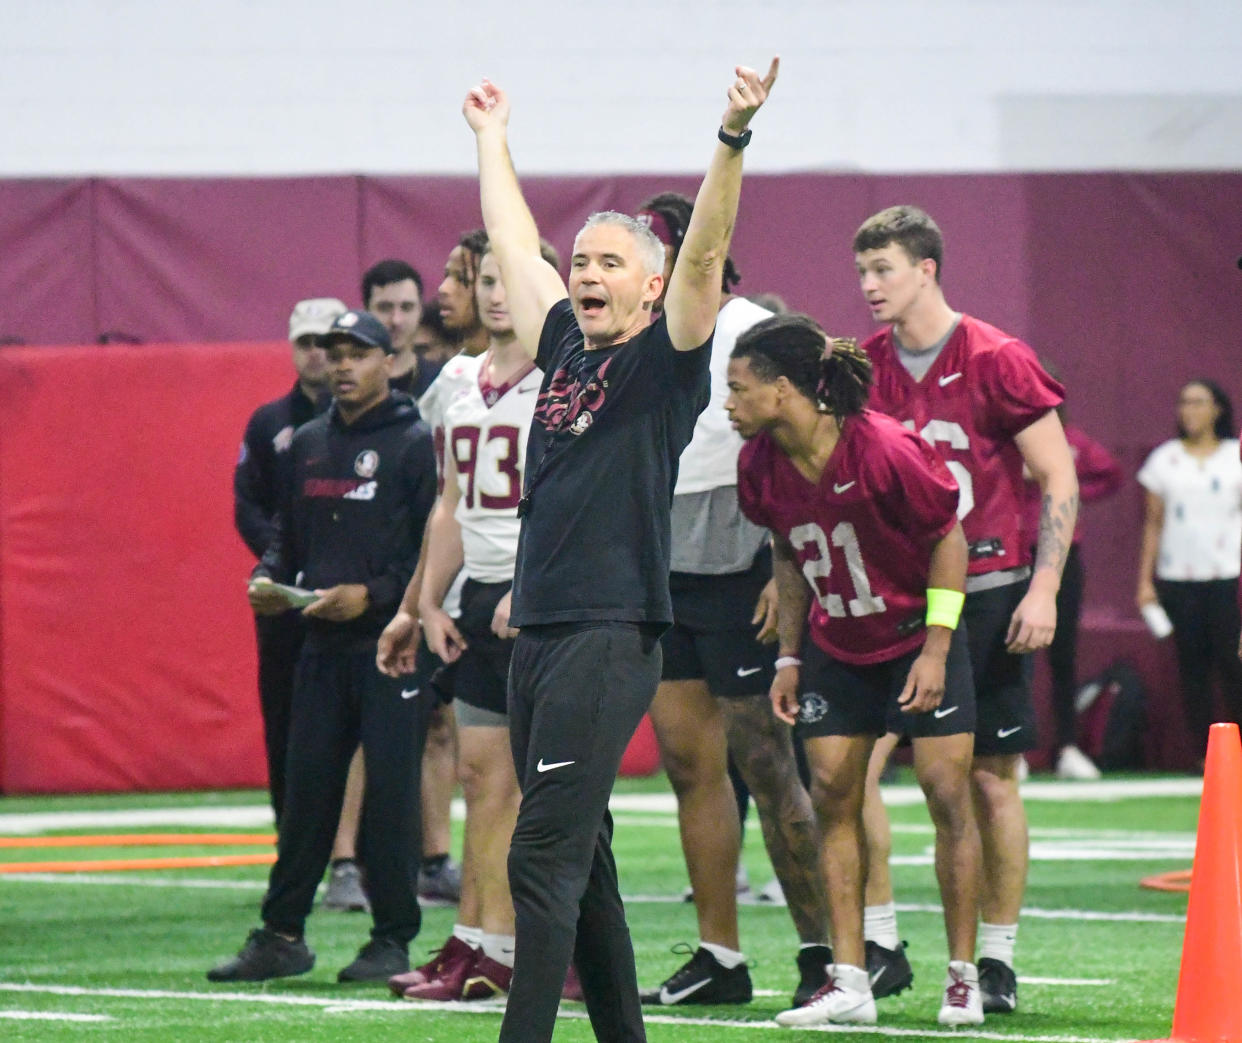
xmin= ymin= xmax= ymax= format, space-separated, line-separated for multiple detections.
xmin=958 ymin=583 xmax=1038 ymax=754
xmin=446 ymin=578 xmax=515 ymax=717
xmin=965 ymin=581 xmax=1036 ymax=755
xmin=795 ymin=627 xmax=976 ymax=740
xmin=662 ymin=551 xmax=774 ymax=697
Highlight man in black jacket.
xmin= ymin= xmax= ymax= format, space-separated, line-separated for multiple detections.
xmin=233 ymin=296 xmax=343 ymax=826
xmin=210 ymin=309 xmax=438 ymax=985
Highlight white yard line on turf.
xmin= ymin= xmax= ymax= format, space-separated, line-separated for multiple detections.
xmin=0 ymin=875 xmax=1188 ymax=924
xmin=0 ymin=777 xmax=1203 ymax=835
xmin=0 ymin=983 xmax=1136 ymax=1042
xmin=0 ymin=873 xmax=264 ymax=889
xmin=0 ymin=1010 xmax=113 ymax=1022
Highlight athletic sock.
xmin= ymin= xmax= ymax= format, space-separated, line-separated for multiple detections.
xmin=452 ymin=923 xmax=483 ymax=948
xmin=833 ymin=963 xmax=869 ymax=991
xmin=481 ymin=932 xmax=516 ymax=968
xmin=699 ymin=941 xmax=746 ymax=969
xmin=979 ymin=922 xmax=1017 ymax=967
xmin=863 ymin=902 xmax=900 ymax=949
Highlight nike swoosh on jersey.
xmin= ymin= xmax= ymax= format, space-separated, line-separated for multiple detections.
xmin=938 ymin=372 xmax=964 ymax=387
xmin=536 ymin=758 xmax=575 ymax=773
xmin=933 ymin=704 xmax=958 ymax=718
xmin=660 ymin=977 xmax=712 ymax=1004
xmin=400 ymin=688 xmax=420 ymax=700
xmin=736 ymin=666 xmax=762 ymax=677
xmin=996 ymin=725 xmax=1022 ymax=738
xmin=833 ymin=481 xmax=856 ymax=494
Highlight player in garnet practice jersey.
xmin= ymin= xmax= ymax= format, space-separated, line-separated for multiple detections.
xmin=854 ymin=205 xmax=1078 ymax=1016
xmin=729 ymin=313 xmax=984 ymax=1028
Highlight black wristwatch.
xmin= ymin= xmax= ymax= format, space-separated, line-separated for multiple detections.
xmin=717 ymin=125 xmax=752 ymax=150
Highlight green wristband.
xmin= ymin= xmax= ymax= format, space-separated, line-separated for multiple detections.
xmin=925 ymin=587 xmax=965 ymax=630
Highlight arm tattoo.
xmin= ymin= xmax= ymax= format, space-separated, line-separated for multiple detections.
xmin=1035 ymin=490 xmax=1079 ymax=578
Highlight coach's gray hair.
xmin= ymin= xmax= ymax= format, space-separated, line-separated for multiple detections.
xmin=575 ymin=211 xmax=666 ymax=278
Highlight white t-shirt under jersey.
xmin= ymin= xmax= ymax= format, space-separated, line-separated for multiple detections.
xmin=674 ymin=295 xmax=773 ymax=495
xmin=1137 ymin=437 xmax=1242 ymax=580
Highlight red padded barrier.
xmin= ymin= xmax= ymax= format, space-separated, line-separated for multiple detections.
xmin=0 ymin=341 xmax=291 ymax=793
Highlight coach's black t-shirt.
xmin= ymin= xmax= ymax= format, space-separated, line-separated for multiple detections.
xmin=509 ymin=299 xmax=711 ymax=627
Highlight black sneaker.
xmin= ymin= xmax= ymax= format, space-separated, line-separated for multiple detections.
xmin=338 ymin=937 xmax=409 ymax=983
xmin=978 ymin=956 xmax=1018 ymax=1013
xmin=207 ymin=927 xmax=314 ymax=983
xmin=640 ymin=944 xmax=752 ymax=1005
xmin=865 ymin=939 xmax=914 ymax=999
xmin=793 ymin=944 xmax=833 ymax=1006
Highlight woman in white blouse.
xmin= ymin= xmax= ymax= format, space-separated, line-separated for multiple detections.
xmin=1136 ymin=379 xmax=1242 ymax=761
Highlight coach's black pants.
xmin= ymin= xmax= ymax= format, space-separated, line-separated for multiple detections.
xmin=501 ymin=622 xmax=660 ymax=1043
xmin=254 ymin=612 xmax=304 ymax=828
xmin=261 ymin=644 xmax=432 ymax=945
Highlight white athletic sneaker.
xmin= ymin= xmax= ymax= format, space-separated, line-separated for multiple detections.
xmin=775 ymin=963 xmax=876 ymax=1026
xmin=1056 ymin=744 xmax=1102 ymax=780
xmin=937 ymin=960 xmax=984 ymax=1027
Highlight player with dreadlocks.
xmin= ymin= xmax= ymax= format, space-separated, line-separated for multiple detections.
xmin=727 ymin=313 xmax=985 ymax=1028
xmin=634 ymin=191 xmax=831 ymax=1010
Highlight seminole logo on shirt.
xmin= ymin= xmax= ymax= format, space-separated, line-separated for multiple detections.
xmin=303 ymin=478 xmax=377 ymax=501
xmin=536 ymin=357 xmax=613 ymax=436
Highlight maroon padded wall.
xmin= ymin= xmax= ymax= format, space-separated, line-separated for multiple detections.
xmin=0 ymin=171 xmax=1239 ymax=784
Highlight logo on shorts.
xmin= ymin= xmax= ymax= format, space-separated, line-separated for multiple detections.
xmin=736 ymin=666 xmax=762 ymax=678
xmin=400 ymin=688 xmax=420 ymax=700
xmin=798 ymin=692 xmax=828 ymax=724
xmin=933 ymin=704 xmax=958 ymax=719
xmin=997 ymin=725 xmax=1022 ymax=739
xmin=536 ymin=758 xmax=575 ymax=773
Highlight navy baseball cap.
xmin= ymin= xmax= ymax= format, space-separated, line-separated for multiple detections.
xmin=318 ymin=309 xmax=393 ymax=353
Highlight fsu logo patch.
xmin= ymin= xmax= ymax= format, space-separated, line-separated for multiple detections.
xmin=354 ymin=450 xmax=380 ymax=478
xmin=798 ymin=692 xmax=829 ymax=725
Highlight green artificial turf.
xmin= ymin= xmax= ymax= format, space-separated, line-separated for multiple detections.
xmin=0 ymin=774 xmax=1198 ymax=1041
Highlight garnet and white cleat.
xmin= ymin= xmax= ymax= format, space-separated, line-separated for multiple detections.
xmin=937 ymin=960 xmax=984 ymax=1027
xmin=775 ymin=963 xmax=876 ymax=1026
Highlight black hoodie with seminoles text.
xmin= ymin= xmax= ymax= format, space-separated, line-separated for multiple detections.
xmin=256 ymin=392 xmax=436 ymax=651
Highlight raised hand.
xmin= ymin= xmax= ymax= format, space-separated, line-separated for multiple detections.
xmin=723 ymin=57 xmax=780 ymax=134
xmin=463 ymin=78 xmax=510 ymax=133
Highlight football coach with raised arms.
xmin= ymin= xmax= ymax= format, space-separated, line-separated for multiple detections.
xmin=462 ymin=57 xmax=779 ymax=1042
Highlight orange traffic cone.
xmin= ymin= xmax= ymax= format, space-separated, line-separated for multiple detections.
xmin=1139 ymin=722 xmax=1242 ymax=1042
